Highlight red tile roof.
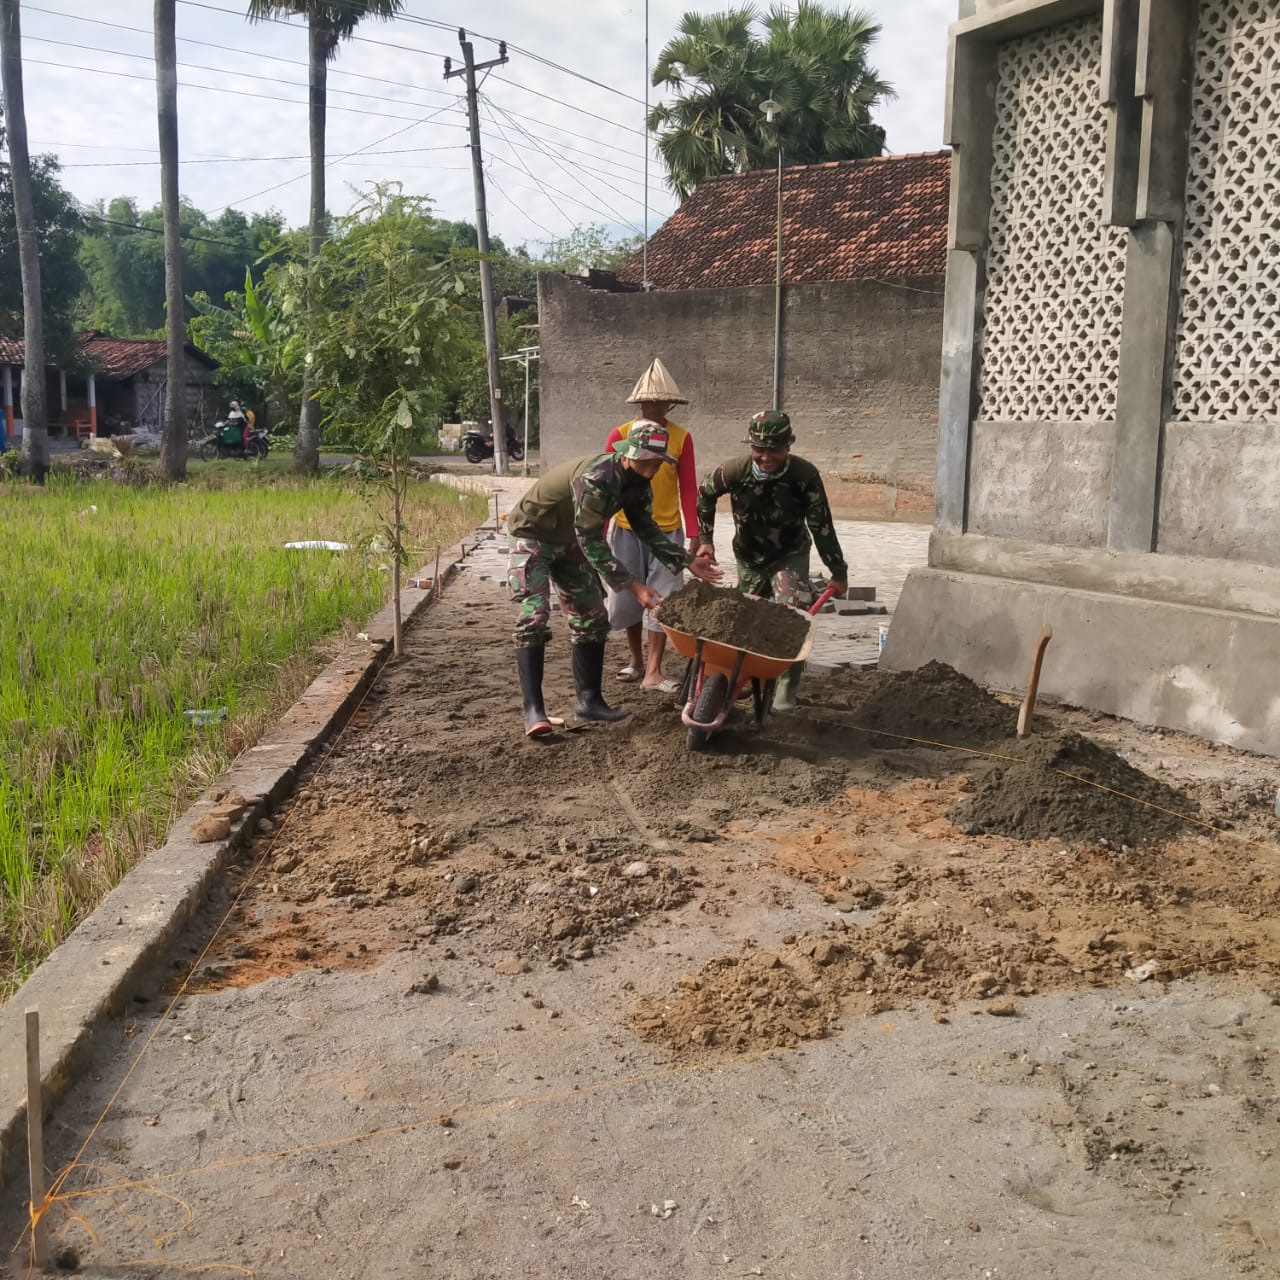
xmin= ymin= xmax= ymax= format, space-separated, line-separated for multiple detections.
xmin=0 ymin=331 xmax=217 ymax=378
xmin=618 ymin=150 xmax=951 ymax=290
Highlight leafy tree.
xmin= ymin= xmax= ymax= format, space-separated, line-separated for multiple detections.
xmin=188 ymin=266 xmax=301 ymax=428
xmin=540 ymin=223 xmax=645 ymax=275
xmin=79 ymin=199 xmax=285 ymax=336
xmin=649 ymin=2 xmax=893 ymax=200
xmin=0 ymin=147 xmax=84 ymax=367
xmin=246 ymin=0 xmax=405 ymax=474
xmin=275 ymin=185 xmax=468 ymax=652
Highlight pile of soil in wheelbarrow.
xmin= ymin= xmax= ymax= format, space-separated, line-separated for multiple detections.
xmin=656 ymin=579 xmax=809 ymax=659
xmin=955 ymin=731 xmax=1195 ymax=845
xmin=813 ymin=660 xmax=1016 ymax=747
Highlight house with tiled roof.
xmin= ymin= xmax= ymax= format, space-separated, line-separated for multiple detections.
xmin=0 ymin=331 xmax=218 ymax=448
xmin=537 ymin=151 xmax=950 ymax=518
xmin=616 ymin=151 xmax=950 ymax=291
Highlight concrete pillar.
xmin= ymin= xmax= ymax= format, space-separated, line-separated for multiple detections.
xmin=2 ymin=365 xmax=12 ymax=447
xmin=87 ymin=373 xmax=97 ymax=437
xmin=933 ymin=31 xmax=1001 ymax=538
xmin=1105 ymin=0 xmax=1196 ymax=551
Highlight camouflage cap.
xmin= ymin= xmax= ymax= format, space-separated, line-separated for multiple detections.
xmin=745 ymin=409 xmax=794 ymax=447
xmin=615 ymin=420 xmax=677 ymax=465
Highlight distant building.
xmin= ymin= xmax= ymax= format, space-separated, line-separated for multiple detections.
xmin=538 ymin=151 xmax=951 ymax=519
xmin=0 ymin=330 xmax=218 ymax=445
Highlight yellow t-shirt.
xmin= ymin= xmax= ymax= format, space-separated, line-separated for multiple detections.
xmin=610 ymin=418 xmax=689 ymax=533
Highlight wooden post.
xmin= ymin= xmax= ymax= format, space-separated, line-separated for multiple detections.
xmin=1017 ymin=625 xmax=1053 ymax=738
xmin=25 ymin=1009 xmax=49 ymax=1270
xmin=433 ymin=545 xmax=441 ymax=599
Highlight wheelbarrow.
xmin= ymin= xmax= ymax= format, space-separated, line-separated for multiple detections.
xmin=657 ymin=585 xmax=838 ymax=750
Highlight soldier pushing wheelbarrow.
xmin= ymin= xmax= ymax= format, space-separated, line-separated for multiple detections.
xmin=692 ymin=410 xmax=849 ymax=713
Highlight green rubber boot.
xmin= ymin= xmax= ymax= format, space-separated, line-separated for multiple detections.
xmin=772 ymin=661 xmax=804 ymax=713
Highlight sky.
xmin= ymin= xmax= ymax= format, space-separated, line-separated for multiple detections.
xmin=18 ymin=0 xmax=956 ymax=252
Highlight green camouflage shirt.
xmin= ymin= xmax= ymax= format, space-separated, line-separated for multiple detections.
xmin=696 ymin=454 xmax=848 ymax=579
xmin=506 ymin=452 xmax=690 ymax=590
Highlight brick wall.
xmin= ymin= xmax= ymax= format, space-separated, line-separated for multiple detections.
xmin=537 ymin=271 xmax=944 ymax=519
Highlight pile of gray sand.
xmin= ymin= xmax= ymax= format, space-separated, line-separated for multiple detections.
xmin=956 ymin=731 xmax=1194 ymax=846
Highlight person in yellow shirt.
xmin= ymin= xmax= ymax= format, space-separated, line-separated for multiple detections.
xmin=605 ymin=359 xmax=699 ymax=692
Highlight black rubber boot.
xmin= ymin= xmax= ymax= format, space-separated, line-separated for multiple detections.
xmin=515 ymin=646 xmax=554 ymax=738
xmin=572 ymin=642 xmax=629 ymax=723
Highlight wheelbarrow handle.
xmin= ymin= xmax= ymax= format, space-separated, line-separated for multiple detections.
xmin=808 ymin=584 xmax=839 ymax=615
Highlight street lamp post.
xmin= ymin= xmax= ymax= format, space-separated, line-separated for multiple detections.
xmin=761 ymin=99 xmax=783 ymax=412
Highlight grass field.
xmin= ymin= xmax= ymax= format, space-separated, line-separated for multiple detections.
xmin=0 ymin=466 xmax=485 ymax=990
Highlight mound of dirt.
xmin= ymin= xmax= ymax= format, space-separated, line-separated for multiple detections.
xmin=633 ymin=947 xmax=841 ymax=1053
xmin=656 ymin=579 xmax=809 ymax=659
xmin=957 ymin=732 xmax=1194 ymax=845
xmin=810 ymin=659 xmax=1016 ymax=747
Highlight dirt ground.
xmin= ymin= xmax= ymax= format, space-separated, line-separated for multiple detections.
xmin=9 ymin=566 xmax=1280 ymax=1279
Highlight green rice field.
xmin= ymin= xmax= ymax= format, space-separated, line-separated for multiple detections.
xmin=0 ymin=467 xmax=485 ymax=990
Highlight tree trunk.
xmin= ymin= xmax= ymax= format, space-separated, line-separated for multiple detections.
xmin=295 ymin=16 xmax=327 ymax=475
xmin=155 ymin=0 xmax=186 ymax=481
xmin=0 ymin=0 xmax=47 ymax=482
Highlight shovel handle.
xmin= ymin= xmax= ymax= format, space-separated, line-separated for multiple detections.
xmin=808 ymin=584 xmax=839 ymax=616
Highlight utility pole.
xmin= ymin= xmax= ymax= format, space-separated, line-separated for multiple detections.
xmin=446 ymin=30 xmax=510 ymax=475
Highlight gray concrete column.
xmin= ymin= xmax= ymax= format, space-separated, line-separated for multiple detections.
xmin=1105 ymin=0 xmax=1196 ymax=551
xmin=935 ymin=31 xmax=1000 ymax=536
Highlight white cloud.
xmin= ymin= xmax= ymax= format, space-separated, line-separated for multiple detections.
xmin=19 ymin=0 xmax=953 ymax=248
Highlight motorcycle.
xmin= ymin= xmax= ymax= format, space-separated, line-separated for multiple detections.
xmin=198 ymin=418 xmax=270 ymax=461
xmin=462 ymin=423 xmax=525 ymax=465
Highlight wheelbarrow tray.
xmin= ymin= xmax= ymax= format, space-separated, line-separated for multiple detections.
xmin=655 ymin=605 xmax=815 ymax=681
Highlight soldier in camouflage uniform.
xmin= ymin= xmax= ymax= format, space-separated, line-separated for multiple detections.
xmin=695 ymin=410 xmax=848 ymax=712
xmin=506 ymin=422 xmax=722 ymax=737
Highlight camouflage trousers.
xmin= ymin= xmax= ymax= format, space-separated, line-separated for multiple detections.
xmin=735 ymin=547 xmax=811 ymax=606
xmin=508 ymin=536 xmax=609 ymax=649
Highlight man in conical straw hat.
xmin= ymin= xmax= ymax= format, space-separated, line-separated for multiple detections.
xmin=604 ymin=358 xmax=700 ymax=692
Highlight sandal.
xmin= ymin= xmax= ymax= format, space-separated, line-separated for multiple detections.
xmin=643 ymin=677 xmax=680 ymax=694
xmin=616 ymin=665 xmax=642 ymax=683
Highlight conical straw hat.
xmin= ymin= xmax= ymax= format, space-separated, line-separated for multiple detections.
xmin=626 ymin=357 xmax=688 ymax=405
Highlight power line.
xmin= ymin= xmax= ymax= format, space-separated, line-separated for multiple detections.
xmin=485 ymin=100 xmax=643 ymax=231
xmin=487 ymin=152 xmax=640 ymax=234
xmin=57 ymin=146 xmax=469 ymax=169
xmin=176 ymin=0 xmax=452 ymax=60
xmin=23 ymin=33 xmax=459 ymax=113
xmin=214 ymin=99 xmax=464 ymax=214
xmin=79 ymin=212 xmax=254 ymax=250
xmin=25 ymin=4 xmax=456 ymax=102
xmin=21 ymin=55 xmax=472 ymax=128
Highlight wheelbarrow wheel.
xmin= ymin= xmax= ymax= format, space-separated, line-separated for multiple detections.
xmin=688 ymin=673 xmax=728 ymax=751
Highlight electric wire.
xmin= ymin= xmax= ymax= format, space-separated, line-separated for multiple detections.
xmin=21 ymin=54 xmax=472 ymax=127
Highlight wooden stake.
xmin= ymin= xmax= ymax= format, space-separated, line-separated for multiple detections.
xmin=433 ymin=545 xmax=441 ymax=599
xmin=25 ymin=1009 xmax=49 ymax=1270
xmin=1017 ymin=624 xmax=1053 ymax=738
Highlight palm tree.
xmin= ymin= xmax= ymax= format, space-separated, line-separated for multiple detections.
xmin=0 ymin=0 xmax=48 ymax=481
xmin=648 ymin=7 xmax=760 ymax=202
xmin=757 ymin=3 xmax=892 ymax=168
xmin=649 ymin=2 xmax=893 ymax=201
xmin=246 ymin=0 xmax=404 ymax=473
xmin=155 ymin=0 xmax=186 ymax=481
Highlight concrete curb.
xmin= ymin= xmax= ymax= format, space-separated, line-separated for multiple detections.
xmin=0 ymin=533 xmax=474 ymax=1191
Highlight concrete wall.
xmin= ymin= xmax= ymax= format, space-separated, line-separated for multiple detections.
xmin=537 ymin=271 xmax=944 ymax=519
xmin=890 ymin=0 xmax=1280 ymax=756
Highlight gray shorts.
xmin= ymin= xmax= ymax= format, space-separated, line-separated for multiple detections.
xmin=606 ymin=525 xmax=685 ymax=633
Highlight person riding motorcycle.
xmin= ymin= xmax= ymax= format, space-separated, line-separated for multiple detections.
xmin=227 ymin=401 xmax=250 ymax=453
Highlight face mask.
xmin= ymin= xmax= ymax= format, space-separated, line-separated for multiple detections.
xmin=752 ymin=458 xmax=789 ymax=482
